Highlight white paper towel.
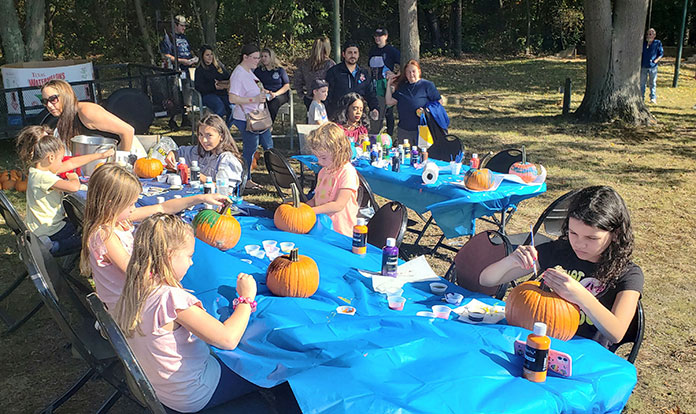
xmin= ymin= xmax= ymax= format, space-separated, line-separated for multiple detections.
xmin=422 ymin=161 xmax=439 ymax=184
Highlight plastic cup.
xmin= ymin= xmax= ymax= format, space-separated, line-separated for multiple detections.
xmin=387 ymin=295 xmax=406 ymax=311
xmin=156 ymin=174 xmax=167 ymax=183
xmin=450 ymin=161 xmax=462 ymax=175
xmin=385 ymin=287 xmax=404 ymax=298
xmin=430 ymin=282 xmax=448 ymax=295
xmin=156 ymin=196 xmax=165 ymax=204
xmin=445 ymin=292 xmax=464 ymax=305
xmin=266 ymin=246 xmax=281 ymax=260
xmin=262 ymin=240 xmax=277 ymax=252
xmin=432 ymin=305 xmax=452 ymax=319
xmin=169 ymin=175 xmax=182 ymax=186
xmin=174 ymin=195 xmax=182 ymax=199
xmin=244 ymin=245 xmax=261 ymax=256
xmin=279 ymin=242 xmax=295 ymax=253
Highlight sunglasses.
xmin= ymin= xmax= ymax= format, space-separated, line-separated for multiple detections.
xmin=41 ymin=94 xmax=60 ymax=106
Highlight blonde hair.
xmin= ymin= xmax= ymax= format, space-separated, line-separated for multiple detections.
xmin=80 ymin=163 xmax=142 ymax=276
xmin=41 ymin=79 xmax=80 ymax=146
xmin=260 ymin=48 xmax=282 ymax=71
xmin=307 ymin=122 xmax=352 ymax=170
xmin=115 ymin=213 xmax=194 ymax=337
xmin=15 ymin=125 xmax=63 ymax=168
xmin=309 ymin=37 xmax=331 ymax=71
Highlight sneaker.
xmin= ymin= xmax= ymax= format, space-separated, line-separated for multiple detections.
xmin=245 ymin=180 xmax=262 ymax=190
xmin=650 ymin=98 xmax=657 ymax=104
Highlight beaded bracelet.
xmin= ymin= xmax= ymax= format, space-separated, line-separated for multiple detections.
xmin=232 ymin=296 xmax=257 ymax=312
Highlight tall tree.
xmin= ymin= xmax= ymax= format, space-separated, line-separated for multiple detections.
xmin=199 ymin=0 xmax=218 ymax=46
xmin=399 ymin=0 xmax=420 ymax=63
xmin=575 ymin=0 xmax=653 ymax=124
xmin=134 ymin=0 xmax=155 ymax=64
xmin=453 ymin=0 xmax=462 ymax=57
xmin=0 ymin=0 xmax=45 ymax=63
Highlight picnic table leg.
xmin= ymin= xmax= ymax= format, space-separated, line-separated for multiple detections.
xmin=413 ymin=216 xmax=434 ymax=246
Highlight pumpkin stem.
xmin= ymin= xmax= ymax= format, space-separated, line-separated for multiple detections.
xmin=290 ymin=248 xmax=299 ymax=262
xmin=219 ymin=198 xmax=232 ymax=215
xmin=521 ymin=145 xmax=527 ymax=164
xmin=290 ymin=183 xmax=301 ymax=208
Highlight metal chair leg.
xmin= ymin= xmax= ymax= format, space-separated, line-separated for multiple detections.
xmin=95 ymin=390 xmax=122 ymax=414
xmin=413 ymin=216 xmax=434 ymax=246
xmin=40 ymin=367 xmax=97 ymax=414
xmin=2 ymin=300 xmax=44 ymax=334
xmin=0 ymin=269 xmax=28 ymax=301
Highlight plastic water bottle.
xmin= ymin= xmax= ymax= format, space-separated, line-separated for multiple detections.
xmin=215 ymin=169 xmax=229 ymax=197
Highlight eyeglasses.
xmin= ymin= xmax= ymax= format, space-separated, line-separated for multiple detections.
xmin=41 ymin=94 xmax=60 ymax=106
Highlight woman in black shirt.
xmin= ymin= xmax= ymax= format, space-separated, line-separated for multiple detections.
xmin=195 ymin=45 xmax=232 ymax=124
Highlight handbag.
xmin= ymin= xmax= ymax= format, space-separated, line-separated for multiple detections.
xmin=418 ymin=112 xmax=433 ymax=148
xmin=246 ymin=102 xmax=272 ymax=132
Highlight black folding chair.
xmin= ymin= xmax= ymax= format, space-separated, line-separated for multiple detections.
xmin=264 ymin=148 xmax=309 ymax=203
xmin=428 ymin=134 xmax=464 ymax=162
xmin=443 ymin=230 xmax=514 ymax=300
xmin=20 ymin=231 xmax=132 ymax=413
xmin=85 ymin=293 xmax=279 ymax=413
xmin=357 ymin=172 xmax=378 ymax=218
xmin=0 ymin=190 xmax=43 ymax=334
xmin=63 ymin=193 xmax=86 ymax=230
xmin=367 ymin=201 xmax=408 ymax=249
xmin=503 ymin=189 xmax=581 ymax=247
xmin=608 ymin=299 xmax=645 ymax=364
xmin=481 ymin=148 xmax=523 ymax=173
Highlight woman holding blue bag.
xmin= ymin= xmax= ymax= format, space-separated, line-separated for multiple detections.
xmin=385 ymin=59 xmax=443 ymax=144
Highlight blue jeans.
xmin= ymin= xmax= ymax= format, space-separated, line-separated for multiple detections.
xmin=202 ymin=94 xmax=233 ymax=125
xmin=232 ymin=119 xmax=273 ymax=180
xmin=48 ymin=219 xmax=81 ymax=256
xmin=640 ymin=66 xmax=658 ymax=101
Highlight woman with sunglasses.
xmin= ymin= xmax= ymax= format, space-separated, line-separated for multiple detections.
xmin=40 ymin=79 xmax=140 ymax=153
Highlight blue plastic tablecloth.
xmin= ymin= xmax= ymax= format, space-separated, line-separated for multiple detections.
xmin=182 ymin=216 xmax=636 ymax=414
xmin=293 ymin=155 xmax=546 ymax=238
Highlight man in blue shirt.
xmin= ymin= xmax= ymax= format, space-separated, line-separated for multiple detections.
xmin=160 ymin=15 xmax=198 ymax=80
xmin=368 ymin=28 xmax=401 ymax=135
xmin=641 ymin=28 xmax=663 ymax=104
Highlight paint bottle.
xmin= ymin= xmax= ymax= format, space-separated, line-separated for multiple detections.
xmin=420 ymin=147 xmax=429 ymax=163
xmin=381 ymin=237 xmax=399 ymax=277
xmin=469 ymin=153 xmax=480 ymax=169
xmin=522 ymin=322 xmax=551 ymax=383
xmin=398 ymin=145 xmax=405 ymax=163
xmin=410 ymin=146 xmax=419 ymax=166
xmin=352 ymin=218 xmax=368 ymax=255
xmin=370 ymin=145 xmax=379 ymax=164
xmin=190 ymin=160 xmax=201 ymax=184
xmin=177 ymin=157 xmax=190 ymax=185
xmin=203 ymin=177 xmax=215 ymax=194
xmin=403 ymin=145 xmax=410 ymax=165
xmin=391 ymin=154 xmax=401 ymax=172
xmin=361 ymin=137 xmax=370 ymax=153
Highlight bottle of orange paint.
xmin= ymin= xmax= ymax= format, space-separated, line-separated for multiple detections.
xmin=523 ymin=322 xmax=551 ymax=383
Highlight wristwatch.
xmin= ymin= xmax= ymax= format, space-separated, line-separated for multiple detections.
xmin=232 ymin=296 xmax=257 ymax=312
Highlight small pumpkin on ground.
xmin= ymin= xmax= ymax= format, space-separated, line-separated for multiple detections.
xmin=15 ymin=178 xmax=28 ymax=192
xmin=192 ymin=199 xmax=241 ymax=250
xmin=505 ymin=278 xmax=580 ymax=341
xmin=266 ymin=248 xmax=320 ymax=298
xmin=509 ymin=146 xmax=540 ymax=183
xmin=133 ymin=157 xmax=164 ymax=178
xmin=2 ymin=179 xmax=16 ymax=190
xmin=0 ymin=171 xmax=10 ymax=183
xmin=464 ymin=168 xmax=494 ymax=191
xmin=274 ymin=183 xmax=316 ymax=234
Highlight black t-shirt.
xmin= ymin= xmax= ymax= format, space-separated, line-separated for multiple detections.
xmin=536 ymin=239 xmax=644 ymax=339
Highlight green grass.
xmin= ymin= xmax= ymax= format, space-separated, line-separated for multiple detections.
xmin=1 ymin=56 xmax=695 ymax=413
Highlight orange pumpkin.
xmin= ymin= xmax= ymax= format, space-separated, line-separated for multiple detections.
xmin=9 ymin=170 xmax=21 ymax=182
xmin=266 ymin=248 xmax=319 ymax=298
xmin=192 ymin=200 xmax=241 ymax=250
xmin=274 ymin=183 xmax=316 ymax=234
xmin=509 ymin=146 xmax=539 ymax=183
xmin=464 ymin=168 xmax=494 ymax=191
xmin=0 ymin=171 xmax=9 ymax=183
xmin=505 ymin=280 xmax=580 ymax=341
xmin=133 ymin=157 xmax=164 ymax=178
xmin=2 ymin=179 xmax=16 ymax=190
xmin=15 ymin=180 xmax=27 ymax=192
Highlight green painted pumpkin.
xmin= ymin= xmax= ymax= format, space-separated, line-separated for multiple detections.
xmin=192 ymin=200 xmax=241 ymax=250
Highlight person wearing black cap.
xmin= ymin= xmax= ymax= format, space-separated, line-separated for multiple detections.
xmin=307 ymin=79 xmax=329 ymax=125
xmin=325 ymin=40 xmax=379 ymax=122
xmin=368 ymin=28 xmax=400 ymax=135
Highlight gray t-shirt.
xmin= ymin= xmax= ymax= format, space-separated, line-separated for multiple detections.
xmin=176 ymin=145 xmax=243 ymax=186
xmin=307 ymin=100 xmax=328 ymax=125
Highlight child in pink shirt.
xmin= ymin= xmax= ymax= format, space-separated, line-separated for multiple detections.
xmin=114 ymin=214 xmax=259 ymax=412
xmin=307 ymin=122 xmax=359 ymax=236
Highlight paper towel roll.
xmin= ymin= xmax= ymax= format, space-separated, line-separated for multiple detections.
xmin=422 ymin=162 xmax=439 ymax=185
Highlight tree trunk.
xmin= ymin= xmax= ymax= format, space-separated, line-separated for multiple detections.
xmin=525 ymin=0 xmax=531 ymax=55
xmin=199 ymin=0 xmax=218 ymax=46
xmin=24 ymin=0 xmax=45 ymax=61
xmin=0 ymin=0 xmax=26 ymax=63
xmin=424 ymin=6 xmax=442 ymax=49
xmin=399 ymin=0 xmax=420 ymax=64
xmin=575 ymin=0 xmax=654 ymax=125
xmin=134 ymin=0 xmax=155 ymax=64
xmin=454 ymin=0 xmax=462 ymax=57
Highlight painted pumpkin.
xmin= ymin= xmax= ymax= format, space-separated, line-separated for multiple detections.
xmin=274 ymin=183 xmax=316 ymax=234
xmin=505 ymin=280 xmax=580 ymax=341
xmin=133 ymin=157 xmax=163 ymax=178
xmin=464 ymin=168 xmax=494 ymax=191
xmin=266 ymin=248 xmax=320 ymax=298
xmin=192 ymin=200 xmax=241 ymax=250
xmin=509 ymin=146 xmax=540 ymax=183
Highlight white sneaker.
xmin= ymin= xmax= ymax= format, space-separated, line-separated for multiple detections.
xmin=650 ymin=98 xmax=657 ymax=104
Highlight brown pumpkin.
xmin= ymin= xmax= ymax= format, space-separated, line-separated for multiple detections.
xmin=15 ymin=180 xmax=27 ymax=192
xmin=274 ymin=183 xmax=316 ymax=234
xmin=192 ymin=200 xmax=241 ymax=250
xmin=2 ymin=179 xmax=16 ymax=190
xmin=133 ymin=157 xmax=164 ymax=178
xmin=509 ymin=146 xmax=540 ymax=183
xmin=464 ymin=168 xmax=494 ymax=191
xmin=505 ymin=280 xmax=580 ymax=341
xmin=266 ymin=248 xmax=319 ymax=298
